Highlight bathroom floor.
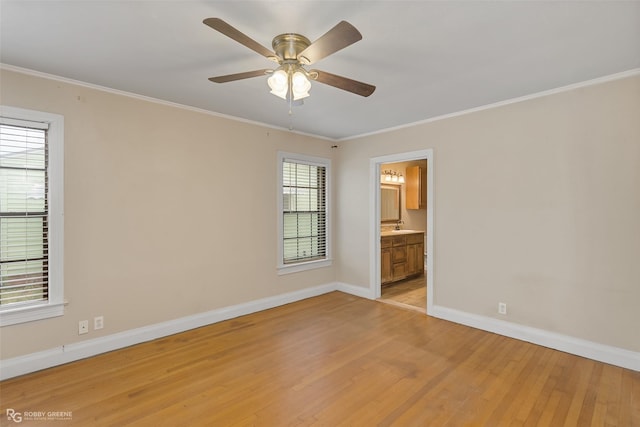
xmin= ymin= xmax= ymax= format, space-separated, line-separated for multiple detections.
xmin=379 ymin=274 xmax=426 ymax=312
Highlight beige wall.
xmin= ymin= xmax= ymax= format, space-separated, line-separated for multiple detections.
xmin=336 ymin=75 xmax=640 ymax=352
xmin=0 ymin=70 xmax=336 ymax=358
xmin=2 ymin=69 xmax=638 ymax=361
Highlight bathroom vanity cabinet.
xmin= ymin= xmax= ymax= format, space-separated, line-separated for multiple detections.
xmin=381 ymin=231 xmax=424 ymax=285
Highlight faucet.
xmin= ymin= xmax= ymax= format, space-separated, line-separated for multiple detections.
xmin=395 ymin=220 xmax=404 ymax=230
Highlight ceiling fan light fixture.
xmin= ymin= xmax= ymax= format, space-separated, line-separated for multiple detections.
xmin=268 ymin=69 xmax=288 ymax=99
xmin=291 ymin=70 xmax=311 ymax=100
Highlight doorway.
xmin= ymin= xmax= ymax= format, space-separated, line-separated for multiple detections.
xmin=369 ymin=150 xmax=433 ymax=315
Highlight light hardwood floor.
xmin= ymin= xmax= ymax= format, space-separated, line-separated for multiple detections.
xmin=1 ymin=292 xmax=638 ymax=426
xmin=380 ymin=274 xmax=427 ymax=312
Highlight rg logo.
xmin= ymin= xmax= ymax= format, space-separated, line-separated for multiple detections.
xmin=6 ymin=409 xmax=22 ymax=423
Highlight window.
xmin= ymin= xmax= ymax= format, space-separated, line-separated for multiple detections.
xmin=278 ymin=152 xmax=331 ymax=274
xmin=0 ymin=106 xmax=64 ymax=326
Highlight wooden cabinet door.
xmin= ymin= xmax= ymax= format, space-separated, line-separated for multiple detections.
xmin=392 ymin=262 xmax=407 ymax=281
xmin=406 ymin=165 xmax=427 ymax=210
xmin=392 ymin=246 xmax=406 ymax=263
xmin=407 ymin=243 xmax=418 ymax=276
xmin=381 ymin=248 xmax=393 ymax=284
xmin=416 ymin=242 xmax=424 ymax=274
xmin=407 ymin=242 xmax=424 ymax=276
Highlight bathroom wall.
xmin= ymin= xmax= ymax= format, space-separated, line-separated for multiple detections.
xmin=380 ymin=160 xmax=428 ymax=236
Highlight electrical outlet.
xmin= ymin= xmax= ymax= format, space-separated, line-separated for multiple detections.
xmin=78 ymin=320 xmax=89 ymax=335
xmin=498 ymin=302 xmax=507 ymax=315
xmin=94 ymin=316 xmax=104 ymax=330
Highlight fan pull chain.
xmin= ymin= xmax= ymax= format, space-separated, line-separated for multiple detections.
xmin=288 ymin=74 xmax=294 ymax=130
xmin=288 ymin=75 xmax=293 ymax=115
xmin=288 ymin=102 xmax=294 ymax=131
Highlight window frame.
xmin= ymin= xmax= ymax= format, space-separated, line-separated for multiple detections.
xmin=277 ymin=151 xmax=331 ymax=275
xmin=0 ymin=106 xmax=64 ymax=326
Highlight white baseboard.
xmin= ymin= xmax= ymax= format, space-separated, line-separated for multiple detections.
xmin=0 ymin=283 xmax=338 ymax=380
xmin=5 ymin=284 xmax=636 ymax=380
xmin=430 ymin=304 xmax=640 ymax=372
xmin=336 ymin=282 xmax=376 ymax=300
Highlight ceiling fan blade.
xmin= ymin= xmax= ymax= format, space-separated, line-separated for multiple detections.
xmin=297 ymin=21 xmax=362 ymax=65
xmin=203 ymin=18 xmax=277 ymax=61
xmin=209 ymin=69 xmax=271 ymax=83
xmin=311 ymin=70 xmax=376 ymax=97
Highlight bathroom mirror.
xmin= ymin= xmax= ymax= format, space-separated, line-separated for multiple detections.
xmin=381 ymin=185 xmax=401 ymax=222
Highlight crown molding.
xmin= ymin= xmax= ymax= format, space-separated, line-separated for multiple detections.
xmin=2 ymin=63 xmax=638 ymax=143
xmin=340 ymin=68 xmax=640 ymax=141
xmin=0 ymin=63 xmax=334 ymax=142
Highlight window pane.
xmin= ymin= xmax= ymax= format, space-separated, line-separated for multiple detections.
xmin=311 ymin=213 xmax=319 ymax=236
xmin=282 ymin=162 xmax=293 ymax=187
xmin=0 ymin=169 xmax=46 ymax=213
xmin=298 ymin=213 xmax=311 ymax=236
xmin=0 ymin=217 xmax=46 ymax=261
xmin=0 ymin=125 xmax=46 ymax=170
xmin=307 ymin=189 xmax=317 ymax=211
xmin=283 ymin=239 xmax=298 ymax=261
xmin=296 ymin=237 xmax=312 ymax=259
xmin=296 ymin=164 xmax=310 ymax=187
xmin=294 ymin=188 xmax=308 ymax=211
xmin=283 ymin=213 xmax=298 ymax=239
xmin=282 ymin=191 xmax=292 ymax=211
xmin=307 ymin=166 xmax=318 ymax=187
xmin=0 ymin=260 xmax=47 ymax=305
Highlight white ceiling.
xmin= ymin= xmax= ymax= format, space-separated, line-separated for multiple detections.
xmin=1 ymin=1 xmax=639 ymax=140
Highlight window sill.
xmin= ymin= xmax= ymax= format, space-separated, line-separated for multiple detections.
xmin=0 ymin=302 xmax=65 ymax=327
xmin=277 ymin=259 xmax=332 ymax=275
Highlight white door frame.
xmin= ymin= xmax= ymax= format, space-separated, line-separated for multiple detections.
xmin=369 ymin=149 xmax=434 ymax=314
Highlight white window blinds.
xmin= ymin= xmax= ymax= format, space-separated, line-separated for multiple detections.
xmin=0 ymin=119 xmax=49 ymax=306
xmin=282 ymin=159 xmax=327 ymax=264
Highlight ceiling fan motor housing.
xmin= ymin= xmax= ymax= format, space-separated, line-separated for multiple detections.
xmin=272 ymin=33 xmax=311 ymax=62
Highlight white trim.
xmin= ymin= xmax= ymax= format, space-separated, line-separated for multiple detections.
xmin=430 ymin=304 xmax=640 ymax=372
xmin=0 ymin=106 xmax=64 ymax=326
xmin=340 ymin=68 xmax=640 ymax=141
xmin=277 ymin=259 xmax=332 ymax=275
xmin=0 ymin=302 xmax=64 ymax=327
xmin=336 ymin=282 xmax=376 ymax=300
xmin=0 ymin=283 xmax=338 ymax=380
xmin=0 ymin=116 xmax=49 ymax=130
xmin=370 ymin=149 xmax=434 ymax=311
xmin=0 ymin=63 xmax=334 ymax=142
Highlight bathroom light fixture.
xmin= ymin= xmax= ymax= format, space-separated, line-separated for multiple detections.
xmin=381 ymin=170 xmax=404 ymax=184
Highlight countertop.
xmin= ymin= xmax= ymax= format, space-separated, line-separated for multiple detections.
xmin=380 ymin=229 xmax=424 ymax=237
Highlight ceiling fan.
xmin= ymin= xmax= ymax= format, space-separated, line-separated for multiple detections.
xmin=203 ymin=18 xmax=376 ymax=102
